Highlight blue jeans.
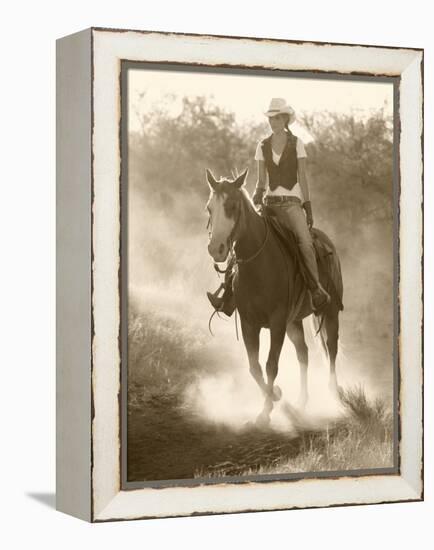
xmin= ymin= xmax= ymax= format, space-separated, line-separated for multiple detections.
xmin=267 ymin=200 xmax=319 ymax=290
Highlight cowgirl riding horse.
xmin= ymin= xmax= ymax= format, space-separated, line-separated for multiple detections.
xmin=207 ymin=98 xmax=331 ymax=314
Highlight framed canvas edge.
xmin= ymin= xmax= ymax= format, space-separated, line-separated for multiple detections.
xmin=90 ymin=25 xmax=424 ymax=55
xmin=94 ymin=479 xmax=423 ymax=523
xmin=56 ymin=28 xmax=93 ymax=523
xmin=89 ymin=28 xmax=423 ymax=522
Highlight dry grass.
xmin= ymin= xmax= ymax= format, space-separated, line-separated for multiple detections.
xmin=128 ymin=305 xmax=209 ymax=400
xmin=128 ymin=307 xmax=394 ymax=479
xmin=195 ymin=386 xmax=394 ymax=478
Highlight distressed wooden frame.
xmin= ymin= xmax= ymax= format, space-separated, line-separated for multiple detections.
xmin=56 ymin=27 xmax=423 ymax=522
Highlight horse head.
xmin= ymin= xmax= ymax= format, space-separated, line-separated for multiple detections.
xmin=205 ymin=168 xmax=248 ymax=262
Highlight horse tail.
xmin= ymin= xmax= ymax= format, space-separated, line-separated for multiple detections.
xmin=310 ymin=314 xmax=329 ymax=362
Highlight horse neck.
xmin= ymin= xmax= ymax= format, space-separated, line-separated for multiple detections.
xmin=234 ymin=194 xmax=266 ymax=259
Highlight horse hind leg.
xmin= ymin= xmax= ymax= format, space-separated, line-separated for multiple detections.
xmin=265 ymin=322 xmax=286 ymax=402
xmin=286 ymin=320 xmax=309 ymax=409
xmin=324 ymin=307 xmax=340 ymax=396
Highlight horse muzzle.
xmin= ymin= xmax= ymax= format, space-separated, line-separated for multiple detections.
xmin=208 ymin=240 xmax=230 ymax=263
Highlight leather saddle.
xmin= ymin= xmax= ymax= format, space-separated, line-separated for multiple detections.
xmin=263 ymin=213 xmax=344 ymax=313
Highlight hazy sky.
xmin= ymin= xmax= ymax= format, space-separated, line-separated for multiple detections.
xmin=128 ymin=67 xmax=394 ymax=138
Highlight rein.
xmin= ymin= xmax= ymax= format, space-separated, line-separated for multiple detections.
xmin=208 ymin=193 xmax=269 ymax=341
xmin=229 ymin=197 xmax=269 ymax=266
xmin=233 ymin=217 xmax=269 ymax=265
xmin=209 ymin=194 xmax=269 ymax=273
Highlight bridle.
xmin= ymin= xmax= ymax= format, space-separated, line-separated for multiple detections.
xmin=207 ymin=186 xmax=270 ymax=341
xmin=231 ymin=206 xmax=269 ymax=265
xmin=208 ymin=191 xmax=269 ymax=267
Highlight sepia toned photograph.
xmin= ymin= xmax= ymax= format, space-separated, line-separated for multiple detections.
xmin=121 ymin=62 xmax=398 ymax=486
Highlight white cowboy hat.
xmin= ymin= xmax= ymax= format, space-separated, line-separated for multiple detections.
xmin=264 ymin=98 xmax=296 ymax=124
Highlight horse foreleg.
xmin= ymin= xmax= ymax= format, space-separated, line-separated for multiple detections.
xmin=287 ymin=320 xmax=309 ymax=408
xmin=257 ymin=319 xmax=286 ymax=425
xmin=241 ymin=319 xmax=267 ymax=395
xmin=266 ymin=325 xmax=286 ymax=401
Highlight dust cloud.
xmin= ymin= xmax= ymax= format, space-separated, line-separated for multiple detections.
xmin=128 ymin=181 xmax=394 ymax=433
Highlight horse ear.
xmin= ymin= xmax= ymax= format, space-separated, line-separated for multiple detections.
xmin=234 ymin=169 xmax=248 ymax=188
xmin=206 ymin=169 xmax=219 ymax=191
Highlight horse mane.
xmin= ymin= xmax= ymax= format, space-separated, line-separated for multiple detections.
xmin=236 ymin=187 xmax=262 ymax=241
xmin=239 ymin=187 xmax=257 ymax=215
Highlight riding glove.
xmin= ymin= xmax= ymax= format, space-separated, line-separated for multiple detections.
xmin=252 ymin=187 xmax=266 ymax=206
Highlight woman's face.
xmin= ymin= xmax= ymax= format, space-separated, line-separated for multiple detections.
xmin=268 ymin=113 xmax=286 ymax=133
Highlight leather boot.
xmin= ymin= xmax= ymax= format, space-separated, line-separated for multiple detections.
xmin=207 ymin=284 xmax=224 ymax=310
xmin=207 ymin=284 xmax=236 ymax=317
xmin=311 ymin=285 xmax=331 ymax=312
xmin=220 ymin=291 xmax=236 ymax=317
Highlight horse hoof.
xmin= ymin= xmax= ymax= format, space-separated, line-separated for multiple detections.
xmin=272 ymin=385 xmax=282 ymax=402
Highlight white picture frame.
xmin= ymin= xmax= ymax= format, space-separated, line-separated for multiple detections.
xmin=56 ymin=27 xmax=423 ymax=522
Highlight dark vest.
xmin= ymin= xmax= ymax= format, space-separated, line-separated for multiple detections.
xmin=261 ymin=131 xmax=298 ymax=191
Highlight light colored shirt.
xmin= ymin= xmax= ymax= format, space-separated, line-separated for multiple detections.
xmin=255 ymin=137 xmax=307 ymax=201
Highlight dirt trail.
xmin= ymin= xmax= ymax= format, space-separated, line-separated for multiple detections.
xmin=127 ymin=393 xmax=304 ymax=481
